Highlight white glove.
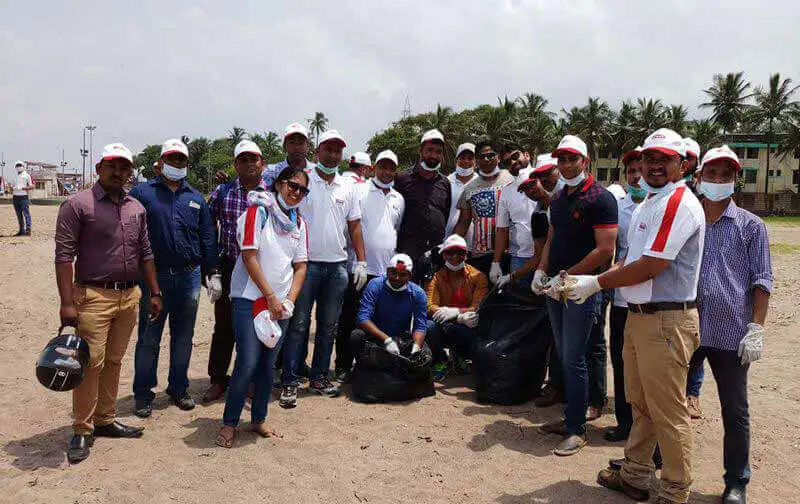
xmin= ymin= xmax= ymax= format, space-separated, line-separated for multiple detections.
xmin=432 ymin=307 xmax=460 ymax=324
xmin=565 ymin=275 xmax=602 ymax=304
xmin=457 ymin=311 xmax=479 ymax=328
xmin=207 ymin=274 xmax=223 ymax=303
xmin=280 ymin=299 xmax=294 ymax=320
xmin=497 ymin=274 xmax=511 ymax=288
xmin=531 ymin=270 xmax=549 ymax=295
xmin=384 ymin=337 xmax=400 ymax=356
xmin=353 ymin=261 xmax=368 ymax=291
xmin=738 ymin=323 xmax=764 ymax=364
xmin=411 ymin=343 xmax=422 ymax=355
xmin=489 ymin=262 xmax=503 ymax=284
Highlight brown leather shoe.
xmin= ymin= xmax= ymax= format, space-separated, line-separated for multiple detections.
xmin=202 ymin=383 xmax=226 ymax=404
xmin=687 ymin=395 xmax=702 ymax=419
xmin=597 ymin=468 xmax=650 ymax=502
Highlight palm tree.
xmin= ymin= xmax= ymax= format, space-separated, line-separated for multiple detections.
xmin=701 ymin=72 xmax=752 ymax=134
xmin=307 ymin=112 xmax=329 ymax=147
xmin=687 ymin=119 xmax=721 ymax=153
xmin=749 ymin=73 xmax=800 ymax=196
xmin=777 ymin=109 xmax=800 ymax=190
xmin=633 ymin=98 xmax=665 ymax=142
xmin=568 ymin=97 xmax=614 ymax=168
xmin=517 ymin=92 xmax=550 ymax=119
xmin=227 ymin=127 xmax=246 ymax=148
xmin=609 ymin=101 xmax=639 ymax=172
xmin=665 ymin=105 xmax=689 ymax=136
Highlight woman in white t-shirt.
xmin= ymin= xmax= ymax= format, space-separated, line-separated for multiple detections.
xmin=217 ymin=167 xmax=309 ymax=448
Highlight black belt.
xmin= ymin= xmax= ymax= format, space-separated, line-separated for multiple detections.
xmin=628 ymin=301 xmax=697 ymax=314
xmin=81 ymin=280 xmax=137 ymax=291
xmin=157 ymin=263 xmax=197 ymax=275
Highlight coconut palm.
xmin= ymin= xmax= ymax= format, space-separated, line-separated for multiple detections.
xmin=568 ymin=97 xmax=614 ymax=168
xmin=701 ymin=72 xmax=752 ymax=134
xmin=307 ymin=112 xmax=329 ymax=147
xmin=665 ymin=105 xmax=689 ymax=136
xmin=687 ymin=119 xmax=721 ymax=154
xmin=609 ymin=101 xmax=639 ymax=172
xmin=633 ymin=98 xmax=665 ymax=141
xmin=227 ymin=127 xmax=246 ymax=148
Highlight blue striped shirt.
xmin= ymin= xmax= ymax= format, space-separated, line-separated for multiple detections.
xmin=697 ymin=201 xmax=773 ymax=351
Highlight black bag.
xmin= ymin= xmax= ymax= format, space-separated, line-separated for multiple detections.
xmin=351 ymin=338 xmax=435 ymax=403
xmin=472 ymin=286 xmax=552 ymax=405
xmin=36 ymin=327 xmax=90 ymax=392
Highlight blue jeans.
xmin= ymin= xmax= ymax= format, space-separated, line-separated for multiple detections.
xmin=426 ymin=319 xmax=477 ymax=364
xmin=686 ymin=348 xmax=706 ymax=397
xmin=510 ymin=255 xmax=533 ymax=286
xmin=134 ymin=267 xmax=201 ymax=400
xmin=282 ymin=261 xmax=348 ymax=385
xmin=12 ymin=196 xmax=31 ymax=232
xmin=546 ymin=294 xmax=601 ymax=436
xmin=223 ymin=297 xmax=288 ymax=426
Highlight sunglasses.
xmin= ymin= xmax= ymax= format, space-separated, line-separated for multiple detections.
xmin=285 ymin=180 xmax=310 ymax=196
xmin=478 ymin=152 xmax=498 ymax=161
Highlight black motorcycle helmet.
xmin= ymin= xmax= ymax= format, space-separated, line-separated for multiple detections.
xmin=36 ymin=327 xmax=90 ymax=391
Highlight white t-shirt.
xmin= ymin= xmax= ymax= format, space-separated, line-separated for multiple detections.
xmin=613 ymin=193 xmax=642 ymax=307
xmin=356 ymin=181 xmax=405 ymax=276
xmin=620 ymin=181 xmax=705 ymax=305
xmin=13 ymin=171 xmax=32 ymax=197
xmin=496 ymin=167 xmax=537 ymax=258
xmin=299 ymin=169 xmax=362 ymax=262
xmin=446 ymin=172 xmax=475 ymax=245
xmin=230 ymin=206 xmax=308 ymax=302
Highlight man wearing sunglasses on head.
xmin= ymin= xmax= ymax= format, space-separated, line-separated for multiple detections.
xmin=453 ymin=139 xmax=514 ymax=280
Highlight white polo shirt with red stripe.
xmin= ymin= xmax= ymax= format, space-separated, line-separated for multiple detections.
xmin=620 ymin=180 xmax=705 ymax=304
xmin=300 ymin=169 xmax=362 ymax=262
xmin=230 ymin=205 xmax=308 ymax=301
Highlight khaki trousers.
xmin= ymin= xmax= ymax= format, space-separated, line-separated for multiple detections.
xmin=72 ymin=285 xmax=140 ymax=435
xmin=620 ymin=308 xmax=700 ymax=504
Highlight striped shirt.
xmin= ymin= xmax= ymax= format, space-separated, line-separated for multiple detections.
xmin=208 ymin=178 xmax=267 ymax=259
xmin=697 ymin=200 xmax=773 ymax=351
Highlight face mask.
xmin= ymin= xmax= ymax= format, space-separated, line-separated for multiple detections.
xmin=455 ymin=166 xmax=474 ymax=177
xmin=561 ymin=171 xmax=586 ymax=187
xmin=445 ymin=260 xmax=465 ymax=271
xmin=545 ymin=179 xmax=565 ymax=197
xmin=385 ymin=279 xmax=408 ymax=292
xmin=627 ymin=184 xmax=647 ymax=200
xmin=373 ymin=178 xmax=394 ymax=190
xmin=421 ymin=160 xmax=441 ymax=172
xmin=277 ymin=191 xmax=300 ymax=210
xmin=638 ymin=178 xmax=675 ymax=195
xmin=316 ymin=161 xmax=338 ymax=175
xmin=699 ymin=181 xmax=734 ymax=202
xmin=161 ymin=163 xmax=187 ymax=181
xmin=478 ymin=166 xmax=500 ymax=179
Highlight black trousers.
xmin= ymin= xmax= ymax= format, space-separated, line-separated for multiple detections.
xmin=609 ymin=305 xmax=633 ymax=433
xmin=335 ymin=274 xmax=376 ymax=373
xmin=207 ymin=256 xmax=235 ymax=386
xmin=587 ymin=292 xmax=609 ymax=409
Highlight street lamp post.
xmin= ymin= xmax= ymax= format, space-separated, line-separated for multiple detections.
xmin=81 ymin=128 xmax=88 ymax=188
xmin=0 ymin=152 xmax=5 ymax=195
xmin=85 ymin=124 xmax=96 ymax=184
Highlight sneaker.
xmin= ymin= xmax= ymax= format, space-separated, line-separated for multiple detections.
xmin=687 ymin=395 xmax=702 ymax=419
xmin=335 ymin=369 xmax=352 ymax=384
xmin=170 ymin=393 xmax=196 ymax=411
xmin=309 ymin=378 xmax=340 ymax=397
xmin=597 ymin=468 xmax=650 ymax=501
xmin=133 ymin=398 xmax=152 ymax=418
xmin=432 ymin=362 xmax=449 ymax=381
xmin=279 ymin=385 xmax=298 ymax=408
xmin=453 ymin=357 xmax=470 ymax=375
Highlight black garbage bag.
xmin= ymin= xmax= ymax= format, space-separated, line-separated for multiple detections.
xmin=472 ymin=286 xmax=552 ymax=405
xmin=351 ymin=338 xmax=435 ymax=403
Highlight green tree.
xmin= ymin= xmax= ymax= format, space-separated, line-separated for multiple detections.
xmin=132 ymin=144 xmax=162 ymax=179
xmin=687 ymin=119 xmax=721 ymax=154
xmin=701 ymin=72 xmax=752 ymax=134
xmin=609 ymin=101 xmax=639 ymax=172
xmin=665 ymin=105 xmax=689 ymax=136
xmin=633 ymin=98 xmax=665 ymax=141
xmin=227 ymin=127 xmax=246 ymax=148
xmin=568 ymin=97 xmax=614 ymax=168
xmin=308 ymin=112 xmax=329 ymax=147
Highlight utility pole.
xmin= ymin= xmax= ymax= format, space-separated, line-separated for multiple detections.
xmin=81 ymin=128 xmax=88 ymax=188
xmin=0 ymin=151 xmax=5 ymax=195
xmin=86 ymin=124 xmax=96 ymax=184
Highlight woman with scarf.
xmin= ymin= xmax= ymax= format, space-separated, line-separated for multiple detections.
xmin=216 ymin=166 xmax=309 ymax=448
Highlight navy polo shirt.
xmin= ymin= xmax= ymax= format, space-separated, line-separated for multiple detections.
xmin=547 ymin=174 xmax=618 ymax=276
xmin=129 ymin=176 xmax=218 ymax=272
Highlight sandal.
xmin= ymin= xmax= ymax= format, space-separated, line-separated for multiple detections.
xmin=215 ymin=426 xmax=236 ymax=448
xmin=251 ymin=422 xmax=280 ymax=438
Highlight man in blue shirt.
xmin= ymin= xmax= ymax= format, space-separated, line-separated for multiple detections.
xmin=350 ymin=254 xmax=428 ymax=358
xmin=129 ymin=138 xmax=218 ymax=417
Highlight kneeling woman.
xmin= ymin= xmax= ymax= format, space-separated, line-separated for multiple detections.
xmin=216 ymin=167 xmax=309 ymax=448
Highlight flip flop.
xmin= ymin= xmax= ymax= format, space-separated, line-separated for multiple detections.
xmin=251 ymin=423 xmax=280 ymax=438
xmin=215 ymin=427 xmax=236 ymax=448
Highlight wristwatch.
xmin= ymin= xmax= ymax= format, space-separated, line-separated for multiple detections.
xmin=151 ymin=292 xmax=163 ymax=298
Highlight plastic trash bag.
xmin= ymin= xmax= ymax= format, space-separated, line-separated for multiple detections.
xmin=351 ymin=338 xmax=435 ymax=403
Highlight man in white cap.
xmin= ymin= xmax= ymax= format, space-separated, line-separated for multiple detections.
xmin=395 ymin=129 xmax=452 ymax=285
xmin=55 ymin=143 xmax=163 ymax=463
xmin=262 ymin=122 xmax=316 ymax=189
xmin=279 ymin=129 xmax=367 ymax=406
xmin=343 ymin=151 xmax=373 ymax=184
xmin=682 ymin=137 xmax=701 ymax=195
xmin=12 ymin=160 xmax=34 ymax=235
xmin=563 ymin=128 xmax=704 ymax=503
xmin=692 ymin=145 xmax=771 ymax=504
xmin=335 ymin=149 xmax=405 ymax=383
xmin=203 ymin=139 xmax=268 ymax=403
xmin=531 ymin=134 xmax=618 ymax=457
xmin=128 ymin=139 xmax=219 ymax=417
xmin=446 ymin=143 xmax=477 ymax=244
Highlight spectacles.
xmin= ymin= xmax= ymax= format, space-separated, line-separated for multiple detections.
xmin=478 ymin=152 xmax=497 ymax=161
xmin=286 ymin=180 xmax=310 ymax=196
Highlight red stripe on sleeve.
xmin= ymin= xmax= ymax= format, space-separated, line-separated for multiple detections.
xmin=242 ymin=206 xmax=259 ymax=247
xmin=651 ymin=186 xmax=686 ymax=253
xmin=252 ymin=296 xmax=268 ymax=316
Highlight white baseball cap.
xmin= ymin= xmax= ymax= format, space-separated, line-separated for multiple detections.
xmin=456 ymin=142 xmax=476 ymax=159
xmin=161 ymin=138 xmax=189 ymax=158
xmin=284 ymin=122 xmax=309 ymax=141
xmin=14 ymin=160 xmax=24 ymax=167
xmin=101 ymin=143 xmax=133 ymax=164
xmin=532 ymin=153 xmax=558 ymax=174
xmin=421 ymin=129 xmax=445 ymax=145
xmin=388 ymin=253 xmax=414 ymax=273
xmin=234 ymin=139 xmax=262 ymax=159
xmin=700 ymin=145 xmax=741 ymax=172
xmin=552 ymin=135 xmax=588 ymax=158
xmin=375 ymin=149 xmax=398 ymax=166
xmin=642 ymin=128 xmax=686 ymax=157
xmin=683 ymin=137 xmax=701 ymax=159
xmin=318 ymin=129 xmax=346 ymax=148
xmin=621 ymin=146 xmax=643 ymax=166
xmin=439 ymin=234 xmax=468 ymax=253
xmin=350 ymin=151 xmax=372 ymax=166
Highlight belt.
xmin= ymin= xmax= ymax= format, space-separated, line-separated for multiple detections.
xmin=81 ymin=280 xmax=137 ymax=291
xmin=628 ymin=301 xmax=697 ymax=314
xmin=157 ymin=263 xmax=197 ymax=275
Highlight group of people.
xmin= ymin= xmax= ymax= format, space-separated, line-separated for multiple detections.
xmin=52 ymin=120 xmax=770 ymax=504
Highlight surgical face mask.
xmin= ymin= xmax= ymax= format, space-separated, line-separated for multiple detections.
xmin=421 ymin=160 xmax=441 ymax=172
xmin=385 ymin=279 xmax=408 ymax=292
xmin=638 ymin=177 xmax=675 ymax=195
xmin=627 ymin=184 xmax=647 ymax=200
xmin=316 ymin=161 xmax=338 ymax=175
xmin=277 ymin=191 xmax=300 ymax=210
xmin=373 ymin=178 xmax=394 ymax=190
xmin=161 ymin=163 xmax=187 ymax=181
xmin=455 ymin=166 xmax=474 ymax=177
xmin=699 ymin=181 xmax=734 ymax=201
xmin=478 ymin=166 xmax=500 ymax=179
xmin=445 ymin=260 xmax=465 ymax=271
xmin=560 ymin=171 xmax=586 ymax=187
